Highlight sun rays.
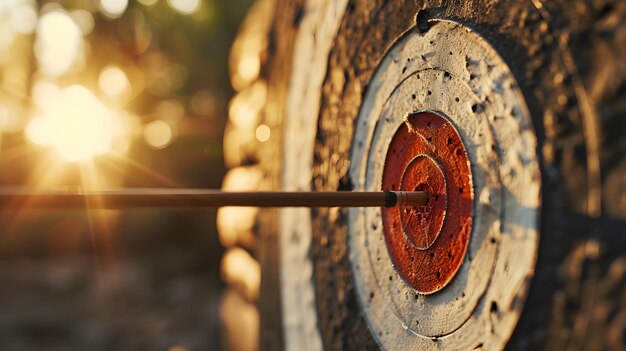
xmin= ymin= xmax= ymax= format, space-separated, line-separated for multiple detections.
xmin=0 ymin=144 xmax=183 ymax=272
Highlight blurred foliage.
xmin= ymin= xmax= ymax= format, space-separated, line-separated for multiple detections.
xmin=0 ymin=1 xmax=253 ymax=350
xmin=0 ymin=0 xmax=253 ymax=189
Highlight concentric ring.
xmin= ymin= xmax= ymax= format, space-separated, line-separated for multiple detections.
xmin=399 ymin=154 xmax=446 ymax=250
xmin=382 ymin=111 xmax=472 ymax=294
xmin=348 ymin=20 xmax=541 ymax=349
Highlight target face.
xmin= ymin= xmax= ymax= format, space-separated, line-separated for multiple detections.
xmin=230 ymin=0 xmax=626 ymax=349
xmin=348 ymin=20 xmax=541 ymax=349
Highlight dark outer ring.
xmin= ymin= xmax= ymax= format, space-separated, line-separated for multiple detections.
xmin=382 ymin=112 xmax=472 ymax=294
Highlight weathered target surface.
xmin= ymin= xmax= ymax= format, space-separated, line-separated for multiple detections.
xmin=233 ymin=0 xmax=626 ymax=350
xmin=381 ymin=111 xmax=473 ymax=294
xmin=348 ymin=21 xmax=541 ymax=349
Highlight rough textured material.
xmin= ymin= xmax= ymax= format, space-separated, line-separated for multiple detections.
xmin=247 ymin=0 xmax=626 ymax=349
xmin=346 ymin=20 xmax=540 ymax=348
xmin=382 ymin=112 xmax=472 ymax=294
xmin=278 ymin=0 xmax=348 ymax=350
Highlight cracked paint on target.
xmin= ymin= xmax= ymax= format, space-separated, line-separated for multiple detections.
xmin=382 ymin=111 xmax=473 ymax=294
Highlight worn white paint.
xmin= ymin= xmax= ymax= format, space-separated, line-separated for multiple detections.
xmin=279 ymin=1 xmax=348 ymax=350
xmin=348 ymin=21 xmax=540 ymax=350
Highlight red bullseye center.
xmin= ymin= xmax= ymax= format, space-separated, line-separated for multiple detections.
xmin=399 ymin=156 xmax=446 ymax=249
xmin=382 ymin=111 xmax=473 ymax=294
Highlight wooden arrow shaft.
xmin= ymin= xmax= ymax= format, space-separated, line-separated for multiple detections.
xmin=0 ymin=188 xmax=428 ymax=209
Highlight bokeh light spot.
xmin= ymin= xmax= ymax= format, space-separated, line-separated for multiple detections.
xmin=167 ymin=0 xmax=201 ymax=15
xmin=228 ymin=81 xmax=266 ymax=129
xmin=35 ymin=11 xmax=83 ymax=77
xmin=99 ymin=64 xmax=131 ymax=98
xmin=255 ymin=124 xmax=270 ymax=142
xmin=144 ymin=120 xmax=173 ymax=149
xmin=221 ymin=247 xmax=261 ymax=301
xmin=70 ymin=9 xmax=95 ymax=35
xmin=10 ymin=3 xmax=37 ymax=34
xmin=237 ymin=54 xmax=260 ymax=85
xmin=100 ymin=0 xmax=128 ymax=18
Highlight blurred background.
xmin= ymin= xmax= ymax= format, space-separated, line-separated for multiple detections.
xmin=0 ymin=0 xmax=254 ymax=349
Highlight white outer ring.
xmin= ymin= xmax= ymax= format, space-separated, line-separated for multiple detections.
xmin=279 ymin=1 xmax=348 ymax=350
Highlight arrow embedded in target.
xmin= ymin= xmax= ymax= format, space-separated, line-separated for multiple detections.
xmin=0 ymin=188 xmax=428 ymax=209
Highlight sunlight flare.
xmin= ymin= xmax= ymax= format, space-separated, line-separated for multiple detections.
xmin=26 ymin=84 xmax=127 ymax=162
